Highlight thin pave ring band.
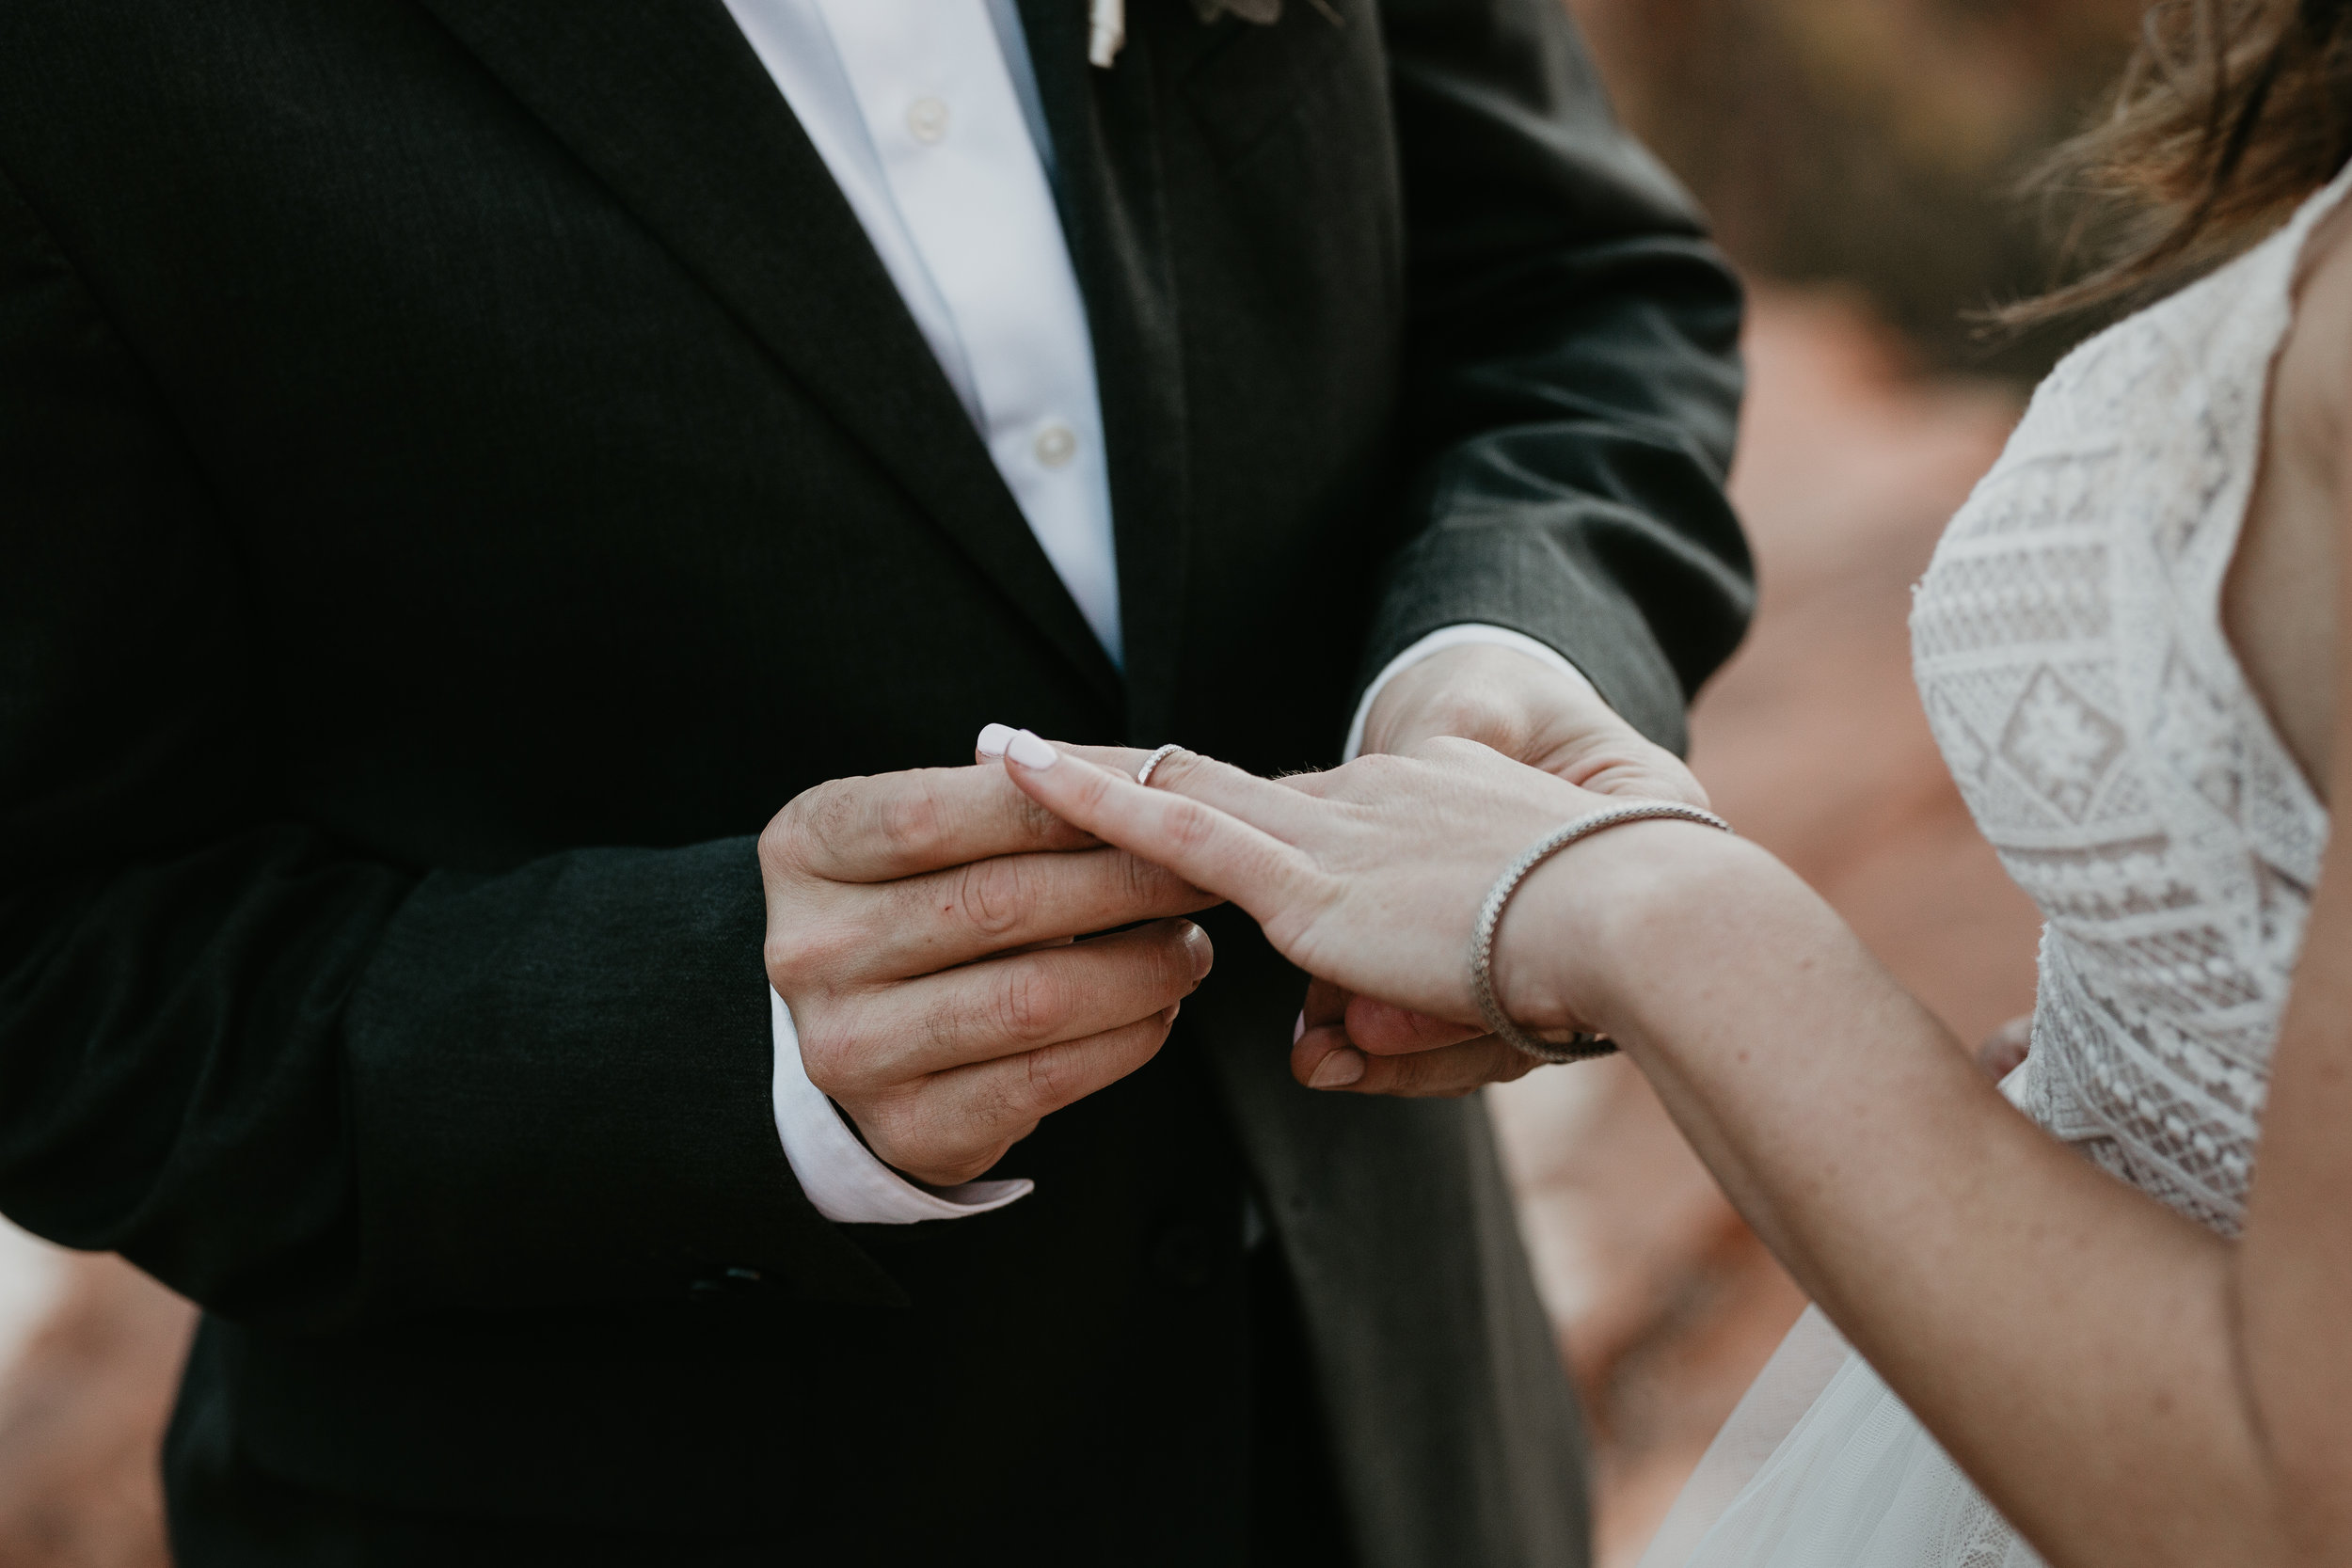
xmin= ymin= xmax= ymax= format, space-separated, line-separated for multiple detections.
xmin=1134 ymin=744 xmax=1184 ymax=787
xmin=1470 ymin=801 xmax=1735 ymax=1064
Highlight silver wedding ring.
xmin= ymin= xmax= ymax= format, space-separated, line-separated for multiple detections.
xmin=1135 ymin=744 xmax=1184 ymax=787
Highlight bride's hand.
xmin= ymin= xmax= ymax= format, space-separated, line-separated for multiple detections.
xmin=987 ymin=729 xmax=1727 ymax=1043
xmin=1316 ymin=642 xmax=1713 ymax=1093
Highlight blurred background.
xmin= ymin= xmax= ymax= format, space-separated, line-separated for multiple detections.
xmin=0 ymin=2 xmax=2146 ymax=1562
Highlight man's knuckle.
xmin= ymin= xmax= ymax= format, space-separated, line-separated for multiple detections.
xmin=866 ymin=1096 xmax=936 ymax=1162
xmin=1113 ymin=848 xmax=1169 ymax=908
xmin=994 ymin=967 xmax=1065 ymax=1043
xmin=803 ymin=917 xmax=868 ymax=976
xmin=879 ymin=780 xmax=949 ymax=857
xmin=766 ymin=798 xmax=829 ymax=876
xmin=779 ymin=901 xmax=868 ymax=980
xmin=912 ymin=986 xmax=963 ymax=1058
xmin=798 ymin=1021 xmax=857 ymax=1092
xmin=803 ymin=781 xmax=862 ymax=846
xmin=942 ymin=1129 xmax=1016 ymax=1185
xmin=1023 ymin=1042 xmax=1078 ymax=1111
xmin=956 ymin=856 xmax=1029 ymax=939
xmin=762 ymin=932 xmax=797 ymax=983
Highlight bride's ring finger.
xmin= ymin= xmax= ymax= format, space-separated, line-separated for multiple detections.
xmin=1111 ymin=745 xmax=1329 ymax=839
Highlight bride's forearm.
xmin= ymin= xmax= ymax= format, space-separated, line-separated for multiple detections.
xmin=1510 ymin=829 xmax=2288 ymax=1567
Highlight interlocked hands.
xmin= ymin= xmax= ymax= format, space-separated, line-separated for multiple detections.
xmin=759 ymin=646 xmax=1703 ymax=1196
xmin=985 ymin=726 xmax=1733 ymax=1063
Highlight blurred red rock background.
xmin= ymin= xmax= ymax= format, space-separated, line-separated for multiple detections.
xmin=0 ymin=3 xmax=2147 ymax=1562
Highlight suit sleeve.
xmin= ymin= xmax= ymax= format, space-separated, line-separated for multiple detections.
xmin=0 ymin=168 xmax=897 ymax=1331
xmin=1369 ymin=0 xmax=1753 ymax=753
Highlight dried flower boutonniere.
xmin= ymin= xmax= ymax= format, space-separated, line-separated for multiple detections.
xmin=1089 ymin=0 xmax=1338 ymax=69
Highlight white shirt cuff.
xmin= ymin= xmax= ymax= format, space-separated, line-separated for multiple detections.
xmin=770 ymin=987 xmax=1034 ymax=1224
xmin=1342 ymin=624 xmax=1602 ymax=762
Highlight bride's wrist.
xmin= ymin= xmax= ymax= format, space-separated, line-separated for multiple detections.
xmin=1486 ymin=817 xmax=1762 ymax=1040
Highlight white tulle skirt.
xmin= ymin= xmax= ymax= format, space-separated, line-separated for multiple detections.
xmin=1636 ymin=1307 xmax=2044 ymax=1568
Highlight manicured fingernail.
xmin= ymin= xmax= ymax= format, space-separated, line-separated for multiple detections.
xmin=1005 ymin=729 xmax=1057 ymax=769
xmin=975 ymin=722 xmax=1015 ymax=759
xmin=1309 ymin=1049 xmax=1366 ymax=1089
xmin=1293 ymin=1010 xmax=1306 ymax=1044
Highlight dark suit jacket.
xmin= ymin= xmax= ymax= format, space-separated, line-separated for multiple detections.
xmin=0 ymin=0 xmax=1749 ymax=1561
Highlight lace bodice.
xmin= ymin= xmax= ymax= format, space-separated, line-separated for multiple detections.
xmin=1909 ymin=166 xmax=2350 ymax=1235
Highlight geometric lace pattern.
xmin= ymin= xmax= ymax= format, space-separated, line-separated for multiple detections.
xmin=1912 ymin=160 xmax=2345 ymax=1239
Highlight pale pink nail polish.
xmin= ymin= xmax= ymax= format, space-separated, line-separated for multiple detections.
xmin=1293 ymin=1010 xmax=1306 ymax=1045
xmin=1005 ymin=729 xmax=1057 ymax=769
xmin=975 ymin=722 xmax=1015 ymax=759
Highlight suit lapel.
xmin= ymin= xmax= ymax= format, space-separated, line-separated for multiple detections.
xmin=1017 ymin=0 xmax=1195 ymax=745
xmin=411 ymin=0 xmax=1122 ymax=706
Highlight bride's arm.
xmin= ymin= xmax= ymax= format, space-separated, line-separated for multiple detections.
xmin=990 ymin=666 xmax=2352 ymax=1564
xmin=1545 ymin=826 xmax=2279 ymax=1567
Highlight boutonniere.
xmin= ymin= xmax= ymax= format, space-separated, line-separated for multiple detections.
xmin=1089 ymin=0 xmax=1330 ymax=70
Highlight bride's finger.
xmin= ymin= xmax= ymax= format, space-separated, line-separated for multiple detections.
xmin=974 ymin=725 xmax=1150 ymax=776
xmin=1292 ymin=1021 xmax=1367 ymax=1089
xmin=1105 ymin=746 xmax=1334 ymax=841
xmin=1343 ymin=995 xmax=1486 ymax=1056
xmin=1293 ymin=1030 xmax=1536 ymax=1097
xmin=994 ymin=731 xmax=1320 ymax=915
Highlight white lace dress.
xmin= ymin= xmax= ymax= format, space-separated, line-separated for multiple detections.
xmin=1638 ymin=159 xmax=2351 ymax=1568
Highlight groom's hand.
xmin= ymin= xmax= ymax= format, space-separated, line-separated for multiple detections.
xmin=1293 ymin=642 xmax=1708 ymax=1096
xmin=761 ymin=751 xmax=1216 ymax=1188
xmin=1362 ymin=644 xmax=1707 ymax=808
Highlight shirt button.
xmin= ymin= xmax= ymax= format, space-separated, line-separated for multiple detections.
xmin=906 ymin=97 xmax=949 ymax=145
xmin=1034 ymin=421 xmax=1078 ymax=468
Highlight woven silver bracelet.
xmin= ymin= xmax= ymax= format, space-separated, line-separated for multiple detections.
xmin=1470 ymin=801 xmax=1734 ymax=1064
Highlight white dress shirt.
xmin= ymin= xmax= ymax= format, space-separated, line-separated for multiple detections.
xmin=724 ymin=0 xmax=1597 ymax=1223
